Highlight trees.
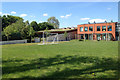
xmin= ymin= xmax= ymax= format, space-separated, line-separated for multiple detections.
xmin=22 ymin=21 xmax=35 ymax=42
xmin=29 ymin=21 xmax=54 ymax=31
xmin=1 ymin=31 xmax=7 ymax=41
xmin=4 ymin=19 xmax=35 ymax=41
xmin=4 ymin=19 xmax=25 ymax=40
xmin=38 ymin=22 xmax=54 ymax=30
xmin=2 ymin=15 xmax=23 ymax=31
xmin=30 ymin=21 xmax=39 ymax=31
xmin=2 ymin=15 xmax=10 ymax=31
xmin=0 ymin=16 xmax=2 ymax=41
xmin=25 ymin=20 xmax=29 ymax=26
xmin=47 ymin=16 xmax=59 ymax=29
xmin=64 ymin=31 xmax=68 ymax=41
xmin=2 ymin=15 xmax=58 ymax=41
xmin=4 ymin=26 xmax=13 ymax=40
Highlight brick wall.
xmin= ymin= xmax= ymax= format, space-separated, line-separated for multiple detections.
xmin=77 ymin=22 xmax=117 ymax=40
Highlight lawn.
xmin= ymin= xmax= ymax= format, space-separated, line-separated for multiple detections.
xmin=2 ymin=40 xmax=119 ymax=79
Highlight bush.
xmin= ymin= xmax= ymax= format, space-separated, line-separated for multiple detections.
xmin=2 ymin=31 xmax=7 ymax=41
xmin=9 ymin=32 xmax=22 ymax=40
xmin=27 ymin=39 xmax=31 ymax=43
xmin=79 ymin=39 xmax=84 ymax=41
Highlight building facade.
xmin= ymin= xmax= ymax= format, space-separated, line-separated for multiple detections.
xmin=77 ymin=22 xmax=119 ymax=41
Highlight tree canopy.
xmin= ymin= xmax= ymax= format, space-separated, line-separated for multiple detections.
xmin=4 ymin=19 xmax=24 ymax=40
xmin=30 ymin=21 xmax=39 ymax=31
xmin=4 ymin=19 xmax=35 ymax=40
xmin=47 ymin=16 xmax=59 ymax=29
xmin=2 ymin=15 xmax=23 ymax=31
xmin=21 ymin=20 xmax=35 ymax=39
xmin=2 ymin=15 xmax=57 ymax=41
xmin=38 ymin=22 xmax=54 ymax=30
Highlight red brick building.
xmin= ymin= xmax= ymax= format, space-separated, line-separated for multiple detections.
xmin=77 ymin=22 xmax=119 ymax=40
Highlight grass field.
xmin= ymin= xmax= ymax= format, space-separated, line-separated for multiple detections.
xmin=2 ymin=40 xmax=119 ymax=79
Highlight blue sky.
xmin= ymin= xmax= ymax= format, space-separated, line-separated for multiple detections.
xmin=1 ymin=2 xmax=118 ymax=28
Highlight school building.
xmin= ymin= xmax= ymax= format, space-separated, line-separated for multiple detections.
xmin=77 ymin=22 xmax=120 ymax=41
xmin=36 ymin=21 xmax=120 ymax=41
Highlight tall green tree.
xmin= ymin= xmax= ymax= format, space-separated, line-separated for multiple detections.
xmin=30 ymin=21 xmax=39 ymax=31
xmin=64 ymin=31 xmax=68 ymax=41
xmin=21 ymin=21 xmax=35 ymax=40
xmin=25 ymin=20 xmax=29 ymax=26
xmin=47 ymin=16 xmax=59 ymax=29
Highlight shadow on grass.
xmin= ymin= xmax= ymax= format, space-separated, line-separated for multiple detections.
xmin=2 ymin=59 xmax=24 ymax=63
xmin=2 ymin=55 xmax=119 ymax=79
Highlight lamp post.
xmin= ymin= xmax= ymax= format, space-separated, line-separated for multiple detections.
xmin=105 ymin=20 xmax=107 ymax=41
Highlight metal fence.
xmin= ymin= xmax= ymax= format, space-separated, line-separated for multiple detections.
xmin=0 ymin=40 xmax=27 ymax=45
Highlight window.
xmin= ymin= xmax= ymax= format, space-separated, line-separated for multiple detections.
xmin=80 ymin=27 xmax=83 ymax=32
xmin=89 ymin=26 xmax=93 ymax=31
xmin=108 ymin=26 xmax=112 ymax=31
xmin=97 ymin=26 xmax=101 ymax=31
xmin=84 ymin=27 xmax=88 ymax=32
xmin=102 ymin=26 xmax=106 ymax=31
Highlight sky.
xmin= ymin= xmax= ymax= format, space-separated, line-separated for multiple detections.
xmin=0 ymin=2 xmax=118 ymax=28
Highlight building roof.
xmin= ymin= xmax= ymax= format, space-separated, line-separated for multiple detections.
xmin=78 ymin=22 xmax=118 ymax=25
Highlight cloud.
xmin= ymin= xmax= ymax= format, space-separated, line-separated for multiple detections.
xmin=0 ymin=11 xmax=16 ymax=15
xmin=80 ymin=18 xmax=90 ymax=20
xmin=66 ymin=14 xmax=72 ymax=17
xmin=11 ymin=11 xmax=16 ymax=14
xmin=60 ymin=16 xmax=65 ymax=18
xmin=89 ymin=19 xmax=106 ymax=23
xmin=43 ymin=13 xmax=48 ymax=16
xmin=107 ymin=8 xmax=111 ymax=10
xmin=60 ymin=14 xmax=72 ymax=18
xmin=0 ymin=12 xmax=2 ymax=15
xmin=20 ymin=14 xmax=27 ymax=17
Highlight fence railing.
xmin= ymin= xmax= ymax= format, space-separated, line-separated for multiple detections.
xmin=0 ymin=40 xmax=27 ymax=45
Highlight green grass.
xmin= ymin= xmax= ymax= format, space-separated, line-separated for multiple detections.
xmin=2 ymin=40 xmax=119 ymax=79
